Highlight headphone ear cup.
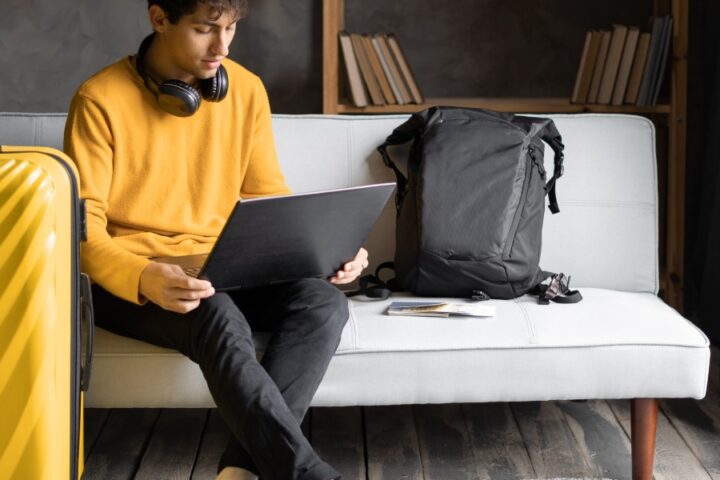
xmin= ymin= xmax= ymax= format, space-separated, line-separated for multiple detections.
xmin=157 ymin=80 xmax=201 ymax=117
xmin=201 ymin=64 xmax=228 ymax=102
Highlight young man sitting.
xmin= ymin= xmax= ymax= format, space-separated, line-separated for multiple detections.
xmin=64 ymin=1 xmax=367 ymax=478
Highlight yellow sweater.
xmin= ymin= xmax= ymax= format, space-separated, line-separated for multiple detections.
xmin=64 ymin=57 xmax=290 ymax=304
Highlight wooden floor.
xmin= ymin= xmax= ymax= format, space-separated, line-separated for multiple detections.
xmin=83 ymin=346 xmax=720 ymax=480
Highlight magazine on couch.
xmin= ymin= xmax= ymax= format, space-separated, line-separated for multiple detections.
xmin=386 ymin=301 xmax=496 ymax=318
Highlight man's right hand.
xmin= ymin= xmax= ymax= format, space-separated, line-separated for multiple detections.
xmin=139 ymin=262 xmax=215 ymax=313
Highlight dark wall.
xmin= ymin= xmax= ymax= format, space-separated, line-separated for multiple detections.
xmin=0 ymin=0 xmax=652 ymax=113
xmin=0 ymin=0 xmax=149 ymax=112
xmin=345 ymin=0 xmax=651 ymax=98
xmin=685 ymin=0 xmax=720 ymax=343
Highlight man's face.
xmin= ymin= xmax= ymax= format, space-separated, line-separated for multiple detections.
xmin=157 ymin=4 xmax=238 ymax=83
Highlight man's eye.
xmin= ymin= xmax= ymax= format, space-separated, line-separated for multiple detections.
xmin=195 ymin=28 xmax=212 ymax=34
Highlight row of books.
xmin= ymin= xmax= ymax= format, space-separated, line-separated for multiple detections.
xmin=338 ymin=32 xmax=424 ymax=107
xmin=571 ymin=16 xmax=673 ymax=106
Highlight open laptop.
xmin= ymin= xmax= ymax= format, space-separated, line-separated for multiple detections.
xmin=152 ymin=183 xmax=395 ymax=291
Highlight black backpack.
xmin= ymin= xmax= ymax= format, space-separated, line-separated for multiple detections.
xmin=360 ymin=107 xmax=580 ymax=304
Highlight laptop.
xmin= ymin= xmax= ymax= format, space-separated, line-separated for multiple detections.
xmin=152 ymin=183 xmax=395 ymax=291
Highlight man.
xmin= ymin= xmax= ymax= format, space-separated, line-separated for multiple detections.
xmin=64 ymin=1 xmax=367 ymax=479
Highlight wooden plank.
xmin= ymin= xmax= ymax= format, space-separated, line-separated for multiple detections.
xmin=334 ymin=96 xmax=671 ymax=114
xmin=710 ymin=345 xmax=720 ymax=399
xmin=191 ymin=409 xmax=233 ymax=480
xmin=413 ymin=404 xmax=478 ymax=479
xmin=190 ymin=408 xmax=309 ymax=479
xmin=322 ymin=0 xmax=343 ymax=113
xmin=558 ymin=400 xmax=633 ymax=480
xmin=463 ymin=402 xmax=535 ymax=480
xmin=659 ymin=345 xmax=720 ymax=478
xmin=134 ymin=409 xmax=207 ymax=480
xmin=82 ymin=408 xmax=160 ymax=480
xmin=661 ymin=0 xmax=688 ymax=310
xmin=511 ymin=401 xmax=594 ymax=479
xmin=364 ymin=405 xmax=423 ymax=480
xmin=84 ymin=408 xmax=110 ymax=461
xmin=311 ymin=406 xmax=366 ymax=480
xmin=609 ymin=399 xmax=712 ymax=480
xmin=660 ymin=398 xmax=720 ymax=479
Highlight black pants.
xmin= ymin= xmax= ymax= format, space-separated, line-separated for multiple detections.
xmin=91 ymin=278 xmax=347 ymax=480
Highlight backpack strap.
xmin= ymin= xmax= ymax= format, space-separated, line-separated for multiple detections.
xmin=531 ymin=272 xmax=583 ymax=305
xmin=377 ymin=110 xmax=433 ymax=209
xmin=345 ymin=261 xmax=399 ymax=299
xmin=510 ymin=116 xmax=565 ymax=214
xmin=537 ymin=120 xmax=565 ymax=214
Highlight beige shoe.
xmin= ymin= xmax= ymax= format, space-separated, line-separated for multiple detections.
xmin=215 ymin=466 xmax=259 ymax=480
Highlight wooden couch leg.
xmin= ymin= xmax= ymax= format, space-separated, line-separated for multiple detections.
xmin=631 ymin=398 xmax=658 ymax=480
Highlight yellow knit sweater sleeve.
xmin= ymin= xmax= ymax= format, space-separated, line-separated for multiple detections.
xmin=64 ymin=92 xmax=152 ymax=304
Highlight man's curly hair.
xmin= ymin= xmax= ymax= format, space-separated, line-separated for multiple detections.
xmin=148 ymin=0 xmax=248 ymax=24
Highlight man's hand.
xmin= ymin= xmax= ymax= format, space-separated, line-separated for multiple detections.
xmin=328 ymin=248 xmax=369 ymax=285
xmin=139 ymin=262 xmax=215 ymax=313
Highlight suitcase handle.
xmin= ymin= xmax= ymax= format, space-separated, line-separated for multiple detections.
xmin=80 ymin=273 xmax=94 ymax=392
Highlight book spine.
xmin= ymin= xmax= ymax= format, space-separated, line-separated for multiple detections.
xmin=362 ymin=34 xmax=396 ymax=104
xmin=387 ymin=33 xmax=424 ymax=104
xmin=571 ymin=31 xmax=593 ymax=104
xmin=587 ymin=30 xmax=611 ymax=104
xmin=611 ymin=27 xmax=640 ymax=106
xmin=379 ymin=34 xmax=412 ymax=104
xmin=597 ymin=24 xmax=628 ymax=104
xmin=650 ymin=16 xmax=673 ymax=106
xmin=624 ymin=32 xmax=650 ymax=104
xmin=636 ymin=16 xmax=665 ymax=106
xmin=338 ymin=31 xmax=369 ymax=107
xmin=350 ymin=33 xmax=385 ymax=105
xmin=372 ymin=35 xmax=405 ymax=104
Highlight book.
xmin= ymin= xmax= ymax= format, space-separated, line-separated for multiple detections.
xmin=649 ymin=16 xmax=673 ymax=106
xmin=372 ymin=34 xmax=407 ymax=104
xmin=338 ymin=31 xmax=368 ymax=107
xmin=378 ymin=34 xmax=412 ymax=104
xmin=624 ymin=32 xmax=650 ymax=104
xmin=386 ymin=301 xmax=496 ymax=318
xmin=570 ymin=31 xmax=592 ymax=104
xmin=636 ymin=16 xmax=665 ymax=106
xmin=587 ymin=30 xmax=611 ymax=104
xmin=387 ymin=33 xmax=424 ymax=104
xmin=597 ymin=24 xmax=628 ymax=104
xmin=611 ymin=26 xmax=640 ymax=106
xmin=350 ymin=33 xmax=385 ymax=105
xmin=571 ymin=30 xmax=602 ymax=104
xmin=362 ymin=34 xmax=396 ymax=104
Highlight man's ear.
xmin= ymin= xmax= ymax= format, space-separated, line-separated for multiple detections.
xmin=148 ymin=5 xmax=169 ymax=33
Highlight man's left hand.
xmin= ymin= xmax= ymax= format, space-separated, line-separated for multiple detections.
xmin=328 ymin=247 xmax=369 ymax=285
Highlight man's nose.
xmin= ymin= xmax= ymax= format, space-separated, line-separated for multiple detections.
xmin=211 ymin=32 xmax=230 ymax=57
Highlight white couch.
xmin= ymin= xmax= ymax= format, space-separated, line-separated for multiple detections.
xmin=0 ymin=112 xmax=711 ymax=478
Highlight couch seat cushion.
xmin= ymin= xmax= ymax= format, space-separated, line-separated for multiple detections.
xmin=86 ymin=288 xmax=709 ymax=408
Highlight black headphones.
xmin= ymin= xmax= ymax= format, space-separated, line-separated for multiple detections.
xmin=135 ymin=33 xmax=228 ymax=117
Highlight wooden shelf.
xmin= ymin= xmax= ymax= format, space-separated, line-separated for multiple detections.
xmin=334 ymin=97 xmax=672 ymax=114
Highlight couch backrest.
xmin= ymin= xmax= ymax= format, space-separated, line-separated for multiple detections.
xmin=0 ymin=112 xmax=658 ymax=293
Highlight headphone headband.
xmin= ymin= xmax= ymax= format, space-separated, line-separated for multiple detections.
xmin=135 ymin=33 xmax=228 ymax=117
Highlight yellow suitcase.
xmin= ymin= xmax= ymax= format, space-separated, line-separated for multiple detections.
xmin=0 ymin=146 xmax=93 ymax=480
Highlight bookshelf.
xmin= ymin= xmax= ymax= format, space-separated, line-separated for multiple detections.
xmin=322 ymin=0 xmax=688 ymax=312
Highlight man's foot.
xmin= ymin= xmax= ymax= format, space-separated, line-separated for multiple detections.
xmin=215 ymin=466 xmax=259 ymax=480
